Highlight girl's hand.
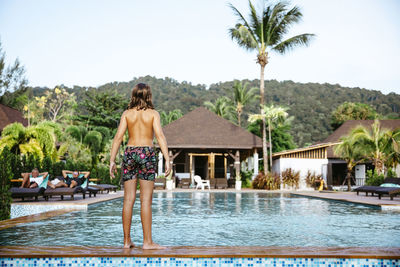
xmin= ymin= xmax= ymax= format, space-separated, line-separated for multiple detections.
xmin=110 ymin=162 xmax=117 ymax=179
xmin=164 ymin=161 xmax=171 ymax=177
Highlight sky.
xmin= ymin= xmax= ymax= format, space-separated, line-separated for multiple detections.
xmin=0 ymin=0 xmax=399 ymax=94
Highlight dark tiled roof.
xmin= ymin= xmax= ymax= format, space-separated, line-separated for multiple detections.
xmin=0 ymin=104 xmax=28 ymax=132
xmin=159 ymin=106 xmax=263 ymax=149
xmin=324 ymin=120 xmax=400 ymax=143
xmin=325 ymin=119 xmax=400 ymax=158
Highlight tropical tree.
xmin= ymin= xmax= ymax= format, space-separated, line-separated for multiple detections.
xmin=204 ymin=96 xmax=235 ymax=122
xmin=43 ymin=86 xmax=77 ymax=122
xmin=0 ymin=39 xmax=28 ymax=95
xmin=384 ymin=129 xmax=400 ymax=171
xmin=226 ymin=80 xmax=259 ymax=127
xmin=349 ymin=120 xmax=400 ymax=174
xmin=334 ymin=136 xmax=364 ymax=191
xmin=248 ymin=104 xmax=290 ymax=170
xmin=75 ymin=91 xmax=128 ymax=128
xmin=160 ymin=109 xmax=183 ymax=126
xmin=229 ymin=0 xmax=315 ymax=173
xmin=331 ymin=102 xmax=378 ymax=129
xmin=0 ymin=122 xmax=59 ymax=161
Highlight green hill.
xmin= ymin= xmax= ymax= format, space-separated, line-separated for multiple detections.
xmin=4 ymin=75 xmax=400 ymax=147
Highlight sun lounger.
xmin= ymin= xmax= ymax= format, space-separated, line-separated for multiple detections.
xmin=177 ymin=178 xmax=191 ymax=188
xmin=86 ymin=186 xmax=100 ymax=197
xmin=375 ymin=187 xmax=400 ymax=200
xmin=9 ymin=175 xmax=49 ymax=201
xmin=354 ymin=185 xmax=381 ymax=196
xmin=89 ymin=184 xmax=118 ymax=193
xmin=43 ymin=176 xmax=88 ymax=200
xmin=215 ymin=178 xmax=228 ymax=189
xmin=354 ymin=178 xmax=400 ymax=196
xmin=154 ymin=178 xmax=166 ymax=189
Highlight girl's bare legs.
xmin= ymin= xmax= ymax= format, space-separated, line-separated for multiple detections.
xmin=123 ymin=178 xmax=137 ymax=248
xmin=140 ymin=179 xmax=166 ymax=249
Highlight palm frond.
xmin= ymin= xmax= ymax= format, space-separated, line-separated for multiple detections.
xmin=229 ymin=25 xmax=258 ymax=50
xmin=272 ymin=33 xmax=315 ymax=54
xmin=228 ymin=2 xmax=259 ymax=51
xmin=268 ymin=4 xmax=302 ymax=45
xmin=264 ymin=2 xmax=287 ymax=45
xmin=248 ymin=0 xmax=262 ymax=44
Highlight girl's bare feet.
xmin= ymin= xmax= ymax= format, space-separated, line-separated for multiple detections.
xmin=123 ymin=239 xmax=135 ymax=249
xmin=142 ymin=242 xmax=166 ymax=250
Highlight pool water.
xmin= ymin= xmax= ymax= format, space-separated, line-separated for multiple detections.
xmin=1 ymin=192 xmax=399 ymax=247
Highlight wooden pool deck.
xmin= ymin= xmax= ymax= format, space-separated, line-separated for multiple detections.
xmin=291 ymin=190 xmax=400 ymax=210
xmin=0 ymin=245 xmax=399 ymax=259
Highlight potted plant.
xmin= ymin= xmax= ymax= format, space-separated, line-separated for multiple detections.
xmin=235 ymin=174 xmax=242 ymax=190
xmin=166 ymin=171 xmax=173 ymax=190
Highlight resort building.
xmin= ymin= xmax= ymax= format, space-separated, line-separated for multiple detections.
xmin=272 ymin=120 xmax=400 ymax=189
xmin=0 ymin=104 xmax=28 ymax=135
xmin=155 ymin=106 xmax=263 ymax=187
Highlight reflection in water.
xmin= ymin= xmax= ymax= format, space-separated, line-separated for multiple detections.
xmin=235 ymin=193 xmax=241 ymax=214
xmin=0 ymin=192 xmax=399 ymax=247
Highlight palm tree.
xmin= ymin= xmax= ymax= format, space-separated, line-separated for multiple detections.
xmin=350 ymin=120 xmax=398 ymax=174
xmin=228 ymin=80 xmax=259 ymax=127
xmin=0 ymin=122 xmax=58 ymax=161
xmin=229 ymin=0 xmax=315 ymax=174
xmin=248 ymin=104 xmax=289 ymax=170
xmin=334 ymin=136 xmax=364 ymax=191
xmin=384 ymin=129 xmax=400 ymax=171
xmin=160 ymin=109 xmax=183 ymax=126
xmin=204 ymin=96 xmax=235 ymax=122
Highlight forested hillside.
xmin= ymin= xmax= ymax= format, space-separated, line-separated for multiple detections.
xmin=4 ymin=75 xmax=400 ymax=147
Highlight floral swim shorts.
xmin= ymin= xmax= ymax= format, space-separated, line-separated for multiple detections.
xmin=122 ymin=146 xmax=157 ymax=182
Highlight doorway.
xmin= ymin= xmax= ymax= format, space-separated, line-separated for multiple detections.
xmin=194 ymin=156 xmax=208 ymax=179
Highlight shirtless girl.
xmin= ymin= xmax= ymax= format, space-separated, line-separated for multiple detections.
xmin=109 ymin=83 xmax=171 ymax=250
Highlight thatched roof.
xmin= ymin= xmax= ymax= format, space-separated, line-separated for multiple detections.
xmin=0 ymin=104 xmax=28 ymax=132
xmin=158 ymin=106 xmax=263 ymax=149
xmin=324 ymin=120 xmax=400 ymax=158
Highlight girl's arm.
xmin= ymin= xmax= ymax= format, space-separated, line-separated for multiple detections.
xmin=110 ymin=111 xmax=128 ymax=178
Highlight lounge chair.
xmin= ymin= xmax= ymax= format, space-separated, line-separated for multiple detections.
xmin=154 ymin=178 xmax=166 ymax=189
xmin=354 ymin=178 xmax=400 ymax=199
xmin=177 ymin=178 xmax=191 ymax=188
xmin=194 ymin=175 xmax=210 ymax=190
xmin=215 ymin=178 xmax=228 ymax=189
xmin=43 ymin=176 xmax=87 ymax=200
xmin=89 ymin=183 xmax=118 ymax=193
xmin=9 ymin=175 xmax=49 ymax=201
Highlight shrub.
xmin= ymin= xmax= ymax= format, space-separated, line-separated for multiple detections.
xmin=41 ymin=156 xmax=53 ymax=177
xmin=366 ymin=169 xmax=384 ymax=186
xmin=305 ymin=170 xmax=322 ymax=188
xmin=240 ymin=170 xmax=253 ymax=188
xmin=0 ymin=147 xmax=13 ymax=220
xmin=252 ymin=172 xmax=280 ymax=190
xmin=52 ymin=161 xmax=66 ymax=177
xmin=92 ymin=126 xmax=110 ymax=148
xmin=22 ymin=154 xmax=41 ymax=173
xmin=386 ymin=168 xmax=396 ymax=178
xmin=66 ymin=125 xmax=82 ymax=142
xmin=91 ymin=164 xmax=120 ymax=187
xmin=9 ymin=152 xmax=23 ymax=179
xmin=281 ymin=168 xmax=300 ymax=189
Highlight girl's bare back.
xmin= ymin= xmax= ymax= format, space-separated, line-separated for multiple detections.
xmin=125 ymin=108 xmax=155 ymax=147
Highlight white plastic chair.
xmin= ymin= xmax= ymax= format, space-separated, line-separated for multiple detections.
xmin=194 ymin=175 xmax=210 ymax=190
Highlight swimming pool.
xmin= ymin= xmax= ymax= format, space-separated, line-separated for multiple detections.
xmin=1 ymin=192 xmax=399 ymax=247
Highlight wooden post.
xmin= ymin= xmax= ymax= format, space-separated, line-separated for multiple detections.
xmin=189 ymin=154 xmax=193 ymax=186
xmin=235 ymin=150 xmax=240 ymax=180
xmin=224 ymin=156 xmax=227 ymax=179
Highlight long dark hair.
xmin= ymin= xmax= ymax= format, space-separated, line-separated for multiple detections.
xmin=127 ymin=83 xmax=154 ymax=110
